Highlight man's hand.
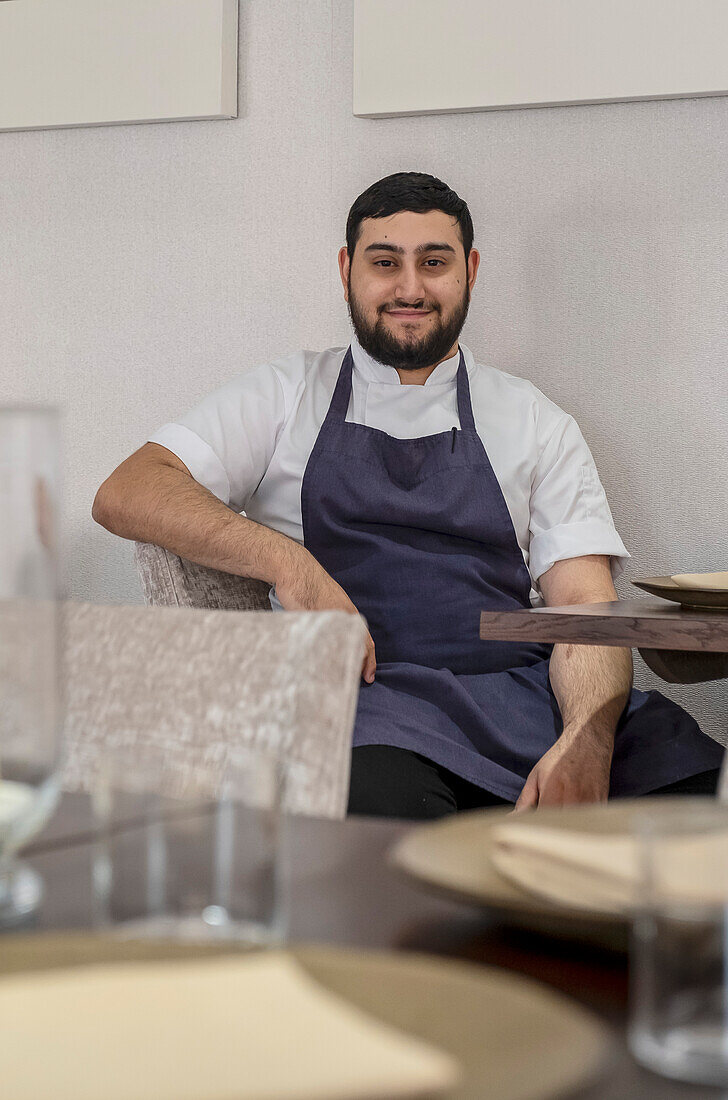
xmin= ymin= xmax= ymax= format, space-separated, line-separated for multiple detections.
xmin=274 ymin=546 xmax=377 ymax=684
xmin=513 ymin=729 xmax=613 ymax=812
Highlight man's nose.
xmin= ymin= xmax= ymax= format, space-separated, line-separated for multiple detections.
xmin=394 ymin=263 xmax=426 ymax=304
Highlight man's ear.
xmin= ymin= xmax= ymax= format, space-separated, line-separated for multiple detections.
xmin=338 ymin=246 xmax=350 ymax=302
xmin=467 ymin=248 xmax=480 ymax=294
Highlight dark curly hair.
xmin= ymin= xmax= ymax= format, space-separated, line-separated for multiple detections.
xmin=346 ymin=172 xmax=473 ymax=262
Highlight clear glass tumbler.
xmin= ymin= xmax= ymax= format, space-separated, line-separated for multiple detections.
xmin=92 ymin=743 xmax=288 ymax=945
xmin=629 ymin=799 xmax=728 ymax=1086
xmin=0 ymin=406 xmax=63 ymax=926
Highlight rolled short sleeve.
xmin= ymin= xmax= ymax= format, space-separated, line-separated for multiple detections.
xmin=528 ymin=414 xmax=630 ymax=585
xmin=147 ymin=363 xmax=287 ymax=512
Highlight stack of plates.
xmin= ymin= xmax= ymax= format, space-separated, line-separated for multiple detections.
xmin=633 ymin=571 xmax=728 ymax=610
xmin=390 ymin=797 xmax=718 ymax=940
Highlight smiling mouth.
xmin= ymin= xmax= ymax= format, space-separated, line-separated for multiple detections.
xmin=386 ymin=309 xmax=432 ymax=319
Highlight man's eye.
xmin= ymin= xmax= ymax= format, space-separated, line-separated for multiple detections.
xmin=374 ymin=258 xmax=444 ymax=268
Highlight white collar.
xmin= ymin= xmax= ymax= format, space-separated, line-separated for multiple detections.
xmin=350 ymin=331 xmax=462 ymax=387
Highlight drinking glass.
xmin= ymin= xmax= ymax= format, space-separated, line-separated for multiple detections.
xmin=92 ymin=743 xmax=288 ymax=945
xmin=0 ymin=407 xmax=63 ymax=926
xmin=629 ymin=800 xmax=728 ymax=1085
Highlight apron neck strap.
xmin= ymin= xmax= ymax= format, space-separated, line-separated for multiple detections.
xmin=455 ymin=348 xmax=476 ymax=433
xmin=328 ymin=346 xmax=355 ymax=418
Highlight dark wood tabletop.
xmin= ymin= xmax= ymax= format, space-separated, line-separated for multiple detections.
xmin=8 ymin=793 xmax=722 ymax=1099
xmin=480 ymin=600 xmax=728 ymax=682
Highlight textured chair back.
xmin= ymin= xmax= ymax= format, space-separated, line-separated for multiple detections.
xmin=61 ymin=601 xmax=367 ymax=819
xmin=134 ymin=541 xmax=271 ymax=611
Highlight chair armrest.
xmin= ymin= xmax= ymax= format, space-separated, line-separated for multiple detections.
xmin=134 ymin=541 xmax=271 ymax=611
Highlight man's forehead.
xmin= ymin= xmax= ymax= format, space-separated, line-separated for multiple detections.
xmin=357 ymin=209 xmax=461 ymax=248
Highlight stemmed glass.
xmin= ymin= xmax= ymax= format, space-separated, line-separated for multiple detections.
xmin=0 ymin=407 xmax=63 ymax=926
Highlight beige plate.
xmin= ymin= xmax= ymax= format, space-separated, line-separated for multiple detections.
xmin=389 ymin=796 xmax=714 ymax=944
xmin=632 ymin=576 xmax=728 ymax=610
xmin=0 ymin=934 xmax=610 ymax=1100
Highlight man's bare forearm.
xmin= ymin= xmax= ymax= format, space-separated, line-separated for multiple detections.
xmin=548 ymin=643 xmax=633 ymax=747
xmin=93 ymin=459 xmax=303 ymax=586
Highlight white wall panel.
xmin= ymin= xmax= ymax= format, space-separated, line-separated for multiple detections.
xmin=354 ymin=0 xmax=728 ymax=117
xmin=0 ymin=0 xmax=238 ymax=131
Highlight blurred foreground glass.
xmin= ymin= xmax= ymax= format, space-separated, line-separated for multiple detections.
xmin=0 ymin=407 xmax=62 ymax=926
xmin=629 ymin=801 xmax=728 ymax=1086
xmin=92 ymin=744 xmax=288 ymax=945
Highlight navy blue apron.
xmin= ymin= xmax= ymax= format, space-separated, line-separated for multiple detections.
xmin=300 ymin=346 xmax=723 ymax=800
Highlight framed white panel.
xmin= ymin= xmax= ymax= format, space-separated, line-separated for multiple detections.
xmin=0 ymin=0 xmax=238 ymax=132
xmin=354 ymin=0 xmax=728 ymax=117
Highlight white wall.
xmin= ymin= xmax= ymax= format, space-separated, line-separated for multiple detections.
xmin=1 ymin=2 xmax=726 ymax=740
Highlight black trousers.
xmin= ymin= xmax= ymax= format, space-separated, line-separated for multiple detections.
xmin=347 ymin=744 xmax=721 ymax=820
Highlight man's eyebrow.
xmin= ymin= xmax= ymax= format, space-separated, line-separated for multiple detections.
xmin=363 ymin=241 xmax=456 ymax=255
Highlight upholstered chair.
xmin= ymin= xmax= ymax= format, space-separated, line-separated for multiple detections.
xmin=133 ymin=541 xmax=271 ymax=611
xmin=61 ymin=599 xmax=367 ymax=819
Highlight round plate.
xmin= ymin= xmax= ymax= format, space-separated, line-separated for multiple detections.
xmin=0 ymin=934 xmax=610 ymax=1100
xmin=632 ymin=576 xmax=728 ymax=610
xmin=389 ymin=797 xmax=714 ymax=943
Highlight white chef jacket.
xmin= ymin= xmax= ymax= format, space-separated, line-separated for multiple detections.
xmin=148 ymin=334 xmax=629 ymax=609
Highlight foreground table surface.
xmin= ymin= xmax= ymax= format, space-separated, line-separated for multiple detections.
xmin=10 ymin=793 xmax=722 ymax=1099
xmin=480 ymin=600 xmax=728 ymax=682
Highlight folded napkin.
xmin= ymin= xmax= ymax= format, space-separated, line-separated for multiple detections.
xmin=0 ymin=951 xmax=460 ymax=1100
xmin=491 ymin=822 xmax=728 ymax=915
xmin=671 ymin=571 xmax=728 ymax=591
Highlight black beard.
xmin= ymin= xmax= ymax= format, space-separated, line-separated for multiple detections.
xmin=347 ymin=279 xmax=470 ymax=371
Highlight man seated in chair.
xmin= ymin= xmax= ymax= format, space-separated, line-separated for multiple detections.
xmin=93 ymin=172 xmax=723 ymax=820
